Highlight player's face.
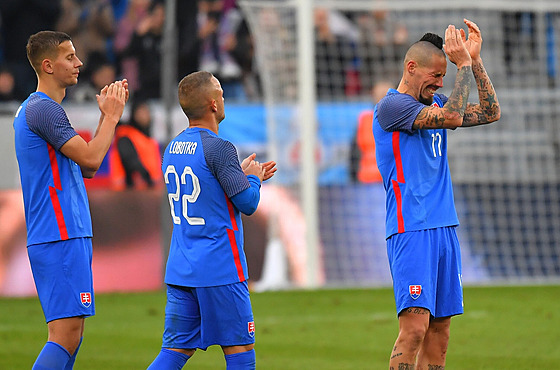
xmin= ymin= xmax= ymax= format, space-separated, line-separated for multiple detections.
xmin=211 ymin=76 xmax=225 ymax=123
xmin=416 ymin=54 xmax=446 ymax=106
xmin=52 ymin=41 xmax=83 ymax=87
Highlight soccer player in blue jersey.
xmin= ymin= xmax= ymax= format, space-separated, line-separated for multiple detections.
xmin=13 ymin=31 xmax=128 ymax=369
xmin=373 ymin=19 xmax=501 ymax=369
xmin=147 ymin=71 xmax=276 ymax=370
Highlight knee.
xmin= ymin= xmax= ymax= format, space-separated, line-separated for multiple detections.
xmin=398 ymin=324 xmax=429 ymax=351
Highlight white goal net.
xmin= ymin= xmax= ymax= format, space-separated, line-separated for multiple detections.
xmin=240 ymin=0 xmax=560 ymax=287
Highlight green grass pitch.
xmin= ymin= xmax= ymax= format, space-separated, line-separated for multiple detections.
xmin=1 ymin=285 xmax=559 ymax=369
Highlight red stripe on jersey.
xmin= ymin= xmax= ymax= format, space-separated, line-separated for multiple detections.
xmin=391 ymin=179 xmax=405 ymax=233
xmin=49 ymin=185 xmax=69 ymax=240
xmin=392 ymin=131 xmax=405 ymax=183
xmin=227 ymin=229 xmax=245 ymax=282
xmin=225 ymin=192 xmax=238 ymax=231
xmin=225 ymin=193 xmax=244 ymax=281
xmin=47 ymin=143 xmax=68 ymax=240
xmin=47 ymin=143 xmax=62 ymax=190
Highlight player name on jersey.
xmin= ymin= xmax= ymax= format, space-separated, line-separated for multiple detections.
xmin=169 ymin=141 xmax=197 ymax=155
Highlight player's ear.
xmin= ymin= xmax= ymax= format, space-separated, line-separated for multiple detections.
xmin=406 ymin=60 xmax=417 ymax=75
xmin=42 ymin=59 xmax=54 ymax=75
xmin=210 ymin=99 xmax=218 ymax=113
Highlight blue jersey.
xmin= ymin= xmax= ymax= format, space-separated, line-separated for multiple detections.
xmin=162 ymin=127 xmax=253 ymax=287
xmin=373 ymin=89 xmax=459 ymax=238
xmin=13 ymin=92 xmax=93 ymax=246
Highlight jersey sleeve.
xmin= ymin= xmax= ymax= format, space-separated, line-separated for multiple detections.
xmin=436 ymin=93 xmax=448 ymax=106
xmin=376 ymin=93 xmax=425 ymax=133
xmin=26 ymin=99 xmax=78 ymax=150
xmin=202 ymin=134 xmax=251 ymax=198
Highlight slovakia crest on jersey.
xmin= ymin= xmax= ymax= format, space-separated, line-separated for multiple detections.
xmin=80 ymin=292 xmax=92 ymax=307
xmin=248 ymin=321 xmax=255 ymax=338
xmin=409 ymin=285 xmax=422 ymax=300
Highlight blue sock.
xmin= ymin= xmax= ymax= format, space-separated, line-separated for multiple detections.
xmin=64 ymin=337 xmax=82 ymax=370
xmin=147 ymin=348 xmax=190 ymax=370
xmin=225 ymin=349 xmax=256 ymax=370
xmin=33 ymin=341 xmax=71 ymax=370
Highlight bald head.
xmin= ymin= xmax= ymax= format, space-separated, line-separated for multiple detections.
xmin=404 ymin=40 xmax=445 ymax=68
xmin=178 ymin=71 xmax=216 ymax=120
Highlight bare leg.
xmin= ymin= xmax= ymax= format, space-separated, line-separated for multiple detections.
xmin=389 ymin=307 xmax=431 ymax=369
xmin=47 ymin=317 xmax=85 ymax=355
xmin=416 ymin=317 xmax=451 ymax=369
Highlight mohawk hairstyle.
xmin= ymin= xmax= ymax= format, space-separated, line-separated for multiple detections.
xmin=419 ymin=33 xmax=443 ymax=50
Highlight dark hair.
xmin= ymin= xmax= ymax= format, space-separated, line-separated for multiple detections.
xmin=419 ymin=33 xmax=443 ymax=50
xmin=178 ymin=71 xmax=215 ymax=120
xmin=26 ymin=31 xmax=72 ymax=74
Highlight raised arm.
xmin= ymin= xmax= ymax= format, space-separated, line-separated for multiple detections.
xmin=60 ymin=80 xmax=129 ymax=178
xmin=460 ymin=19 xmax=501 ymax=127
xmin=413 ymin=25 xmax=472 ymax=130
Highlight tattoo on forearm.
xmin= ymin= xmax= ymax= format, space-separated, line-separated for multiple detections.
xmin=463 ymin=60 xmax=500 ymax=125
xmin=413 ymin=66 xmax=472 ymax=130
xmin=428 ymin=365 xmax=445 ymax=370
xmin=446 ymin=65 xmax=471 ymax=118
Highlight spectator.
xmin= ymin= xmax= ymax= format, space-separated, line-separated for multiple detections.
xmin=113 ymin=0 xmax=152 ymax=92
xmin=176 ymin=0 xmax=201 ymax=80
xmin=68 ymin=52 xmax=117 ymax=102
xmin=109 ymin=98 xmax=162 ymax=190
xmin=56 ymin=0 xmax=115 ymax=68
xmin=0 ymin=66 xmax=21 ymax=102
xmin=198 ymin=1 xmax=251 ymax=100
xmin=120 ymin=0 xmax=165 ymax=99
xmin=349 ymin=80 xmax=393 ymax=183
xmin=314 ymin=7 xmax=358 ymax=99
xmin=355 ymin=8 xmax=408 ymax=93
xmin=0 ymin=0 xmax=62 ymax=98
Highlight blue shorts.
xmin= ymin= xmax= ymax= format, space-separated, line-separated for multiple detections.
xmin=387 ymin=226 xmax=463 ymax=318
xmin=27 ymin=237 xmax=95 ymax=323
xmin=162 ymin=281 xmax=255 ymax=350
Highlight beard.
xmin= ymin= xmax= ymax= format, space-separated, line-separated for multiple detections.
xmin=418 ymin=94 xmax=433 ymax=106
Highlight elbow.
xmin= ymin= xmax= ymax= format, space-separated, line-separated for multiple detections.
xmin=447 ymin=118 xmax=463 ymax=129
xmin=242 ymin=204 xmax=258 ymax=216
xmin=80 ymin=160 xmax=102 ymax=178
xmin=492 ymin=107 xmax=501 ymax=123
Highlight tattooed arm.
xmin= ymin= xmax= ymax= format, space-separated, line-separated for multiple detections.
xmin=460 ymin=18 xmax=501 ymax=127
xmin=462 ymin=58 xmax=501 ymax=126
xmin=412 ymin=24 xmax=472 ymax=130
xmin=413 ymin=65 xmax=472 ymax=130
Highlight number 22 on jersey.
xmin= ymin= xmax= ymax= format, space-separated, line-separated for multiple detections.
xmin=164 ymin=164 xmax=206 ymax=226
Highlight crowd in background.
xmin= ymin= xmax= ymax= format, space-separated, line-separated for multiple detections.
xmin=0 ymin=1 xmax=555 ymax=104
xmin=0 ymin=0 xmax=414 ymax=105
xmin=0 ymin=0 xmax=259 ymax=103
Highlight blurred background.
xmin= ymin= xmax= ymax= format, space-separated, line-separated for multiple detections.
xmin=0 ymin=0 xmax=559 ymax=296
